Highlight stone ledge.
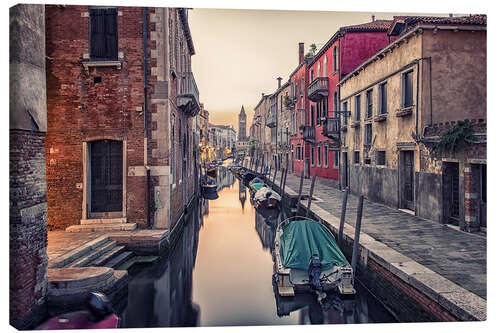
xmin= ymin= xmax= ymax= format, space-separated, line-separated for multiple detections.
xmin=66 ymin=223 xmax=137 ymax=233
xmin=49 ymin=236 xmax=110 ymax=268
xmin=80 ymin=218 xmax=127 ymax=225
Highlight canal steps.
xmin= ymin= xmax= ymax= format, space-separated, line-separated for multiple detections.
xmin=49 ymin=236 xmax=135 ymax=270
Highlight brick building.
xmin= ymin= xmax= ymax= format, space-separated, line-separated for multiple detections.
xmin=45 ymin=5 xmax=200 ymax=232
xmin=338 ymin=15 xmax=486 ymax=231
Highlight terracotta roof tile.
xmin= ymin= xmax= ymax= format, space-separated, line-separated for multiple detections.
xmin=341 ymin=19 xmax=394 ymax=32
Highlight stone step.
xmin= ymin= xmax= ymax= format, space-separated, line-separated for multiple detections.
xmin=66 ymin=223 xmax=137 ymax=232
xmin=104 ymin=251 xmax=135 ymax=269
xmin=49 ymin=236 xmax=111 ymax=268
xmin=81 ymin=217 xmax=127 ymax=225
xmin=67 ymin=240 xmax=118 ymax=268
xmin=89 ymin=245 xmax=126 ymax=267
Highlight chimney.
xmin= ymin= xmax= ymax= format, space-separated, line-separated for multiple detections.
xmin=261 ymin=93 xmax=265 ymax=98
xmin=299 ymin=42 xmax=304 ymax=64
xmin=372 ymin=15 xmax=375 ymax=22
xmin=277 ymin=77 xmax=282 ymax=89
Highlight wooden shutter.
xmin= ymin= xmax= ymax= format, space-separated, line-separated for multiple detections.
xmin=104 ymin=8 xmax=118 ymax=60
xmin=90 ymin=7 xmax=117 ymax=60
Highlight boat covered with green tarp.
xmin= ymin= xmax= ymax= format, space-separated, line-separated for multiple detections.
xmin=273 ymin=217 xmax=355 ymax=297
xmin=280 ymin=219 xmax=348 ymax=271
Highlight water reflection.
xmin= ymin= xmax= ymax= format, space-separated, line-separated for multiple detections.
xmin=119 ymin=175 xmax=396 ymax=327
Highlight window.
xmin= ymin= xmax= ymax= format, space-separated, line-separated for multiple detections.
xmin=324 ymin=146 xmax=328 ymax=167
xmin=334 ymin=91 xmax=338 ymax=112
xmin=364 ymin=156 xmax=371 ymax=165
xmin=310 ymin=105 xmax=315 ymax=126
xmin=317 ymin=146 xmax=321 ymax=166
xmin=301 ymin=78 xmax=304 ymax=96
xmin=364 ymin=123 xmax=372 ymax=147
xmin=323 ymin=57 xmax=327 ymax=76
xmin=334 ymin=151 xmax=339 ymax=167
xmin=171 ymin=113 xmax=176 ymax=182
xmin=376 ymin=151 xmax=386 ymax=166
xmin=89 ymin=7 xmax=118 ymax=60
xmin=354 ymin=151 xmax=360 ymax=164
xmin=355 ymin=95 xmax=361 ymax=121
xmin=317 ymin=63 xmax=321 ymax=78
xmin=379 ymin=82 xmax=387 ymax=114
xmin=310 ymin=69 xmax=314 ymax=82
xmin=402 ymin=70 xmax=414 ymax=107
xmin=333 ymin=46 xmax=338 ymax=73
xmin=366 ymin=89 xmax=373 ymax=119
xmin=316 ymin=103 xmax=321 ymax=125
xmin=311 ymin=147 xmax=315 ymax=166
xmin=342 ymin=101 xmax=348 ymax=125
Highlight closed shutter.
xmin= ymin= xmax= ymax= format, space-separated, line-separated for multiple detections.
xmin=90 ymin=7 xmax=117 ymax=60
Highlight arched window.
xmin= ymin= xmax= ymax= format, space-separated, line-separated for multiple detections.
xmin=333 ymin=46 xmax=338 ymax=73
xmin=323 ymin=56 xmax=327 ymax=76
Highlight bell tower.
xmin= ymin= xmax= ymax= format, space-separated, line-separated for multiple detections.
xmin=238 ymin=105 xmax=247 ymax=141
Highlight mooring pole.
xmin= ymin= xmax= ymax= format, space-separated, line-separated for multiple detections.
xmin=338 ymin=187 xmax=349 ymax=247
xmin=351 ymin=195 xmax=364 ymax=277
xmin=305 ymin=175 xmax=316 ymax=218
xmin=279 ymin=168 xmax=285 ymax=194
xmin=281 ymin=164 xmax=288 ymax=197
xmin=260 ymin=157 xmax=264 ymax=175
xmin=273 ymin=163 xmax=278 ymax=184
xmin=295 ymin=171 xmax=305 ymax=216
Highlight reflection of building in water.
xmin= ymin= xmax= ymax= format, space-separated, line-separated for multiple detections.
xmin=238 ymin=180 xmax=247 ymax=209
xmin=120 ymin=202 xmax=202 ymax=327
xmin=200 ymin=198 xmax=209 ymax=219
xmin=254 ymin=212 xmax=277 ymax=252
xmin=216 ymin=168 xmax=235 ymax=192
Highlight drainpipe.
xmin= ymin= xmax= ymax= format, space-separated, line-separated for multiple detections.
xmin=415 ymin=58 xmax=420 ymax=139
xmin=143 ymin=7 xmax=151 ymax=227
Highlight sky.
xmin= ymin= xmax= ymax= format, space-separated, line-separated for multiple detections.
xmin=188 ymin=7 xmax=450 ymax=132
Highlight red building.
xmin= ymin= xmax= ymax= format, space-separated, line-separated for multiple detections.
xmin=292 ymin=18 xmax=394 ymax=184
xmin=289 ymin=43 xmax=312 ymax=177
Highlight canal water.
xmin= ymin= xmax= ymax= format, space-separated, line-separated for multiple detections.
xmin=118 ymin=167 xmax=396 ymax=327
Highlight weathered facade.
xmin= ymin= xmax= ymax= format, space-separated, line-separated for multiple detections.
xmin=45 ymin=5 xmax=200 ymax=232
xmin=251 ymin=93 xmax=271 ymax=164
xmin=339 ymin=15 xmax=486 ymax=231
xmin=10 ymin=4 xmax=49 ymax=328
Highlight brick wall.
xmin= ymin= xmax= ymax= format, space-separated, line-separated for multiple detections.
xmin=45 ymin=5 xmax=148 ymax=229
xmin=10 ymin=130 xmax=48 ymax=328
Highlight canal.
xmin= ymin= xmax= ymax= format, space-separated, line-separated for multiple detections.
xmin=118 ymin=167 xmax=397 ymax=327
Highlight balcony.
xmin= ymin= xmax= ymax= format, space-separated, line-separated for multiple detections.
xmin=266 ymin=112 xmax=277 ymax=128
xmin=176 ymin=72 xmax=200 ymax=117
xmin=307 ymin=77 xmax=329 ymax=102
xmin=322 ymin=117 xmax=340 ymax=140
xmin=301 ymin=125 xmax=315 ymax=143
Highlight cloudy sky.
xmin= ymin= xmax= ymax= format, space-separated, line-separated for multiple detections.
xmin=188 ymin=7 xmax=452 ymax=131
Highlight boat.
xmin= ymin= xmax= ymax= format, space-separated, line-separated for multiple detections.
xmin=200 ymin=175 xmax=218 ymax=200
xmin=253 ymin=186 xmax=281 ymax=209
xmin=36 ymin=292 xmax=119 ymax=330
xmin=206 ymin=166 xmax=217 ymax=178
xmin=242 ymin=170 xmax=258 ymax=186
xmin=273 ymin=217 xmax=355 ymax=298
xmin=248 ymin=177 xmax=267 ymax=196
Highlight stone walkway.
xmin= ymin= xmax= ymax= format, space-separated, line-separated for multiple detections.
xmin=269 ymin=170 xmax=487 ymax=300
xmin=47 ymin=231 xmax=107 ymax=262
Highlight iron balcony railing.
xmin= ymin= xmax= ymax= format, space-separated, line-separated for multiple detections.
xmin=302 ymin=125 xmax=315 ymax=143
xmin=266 ymin=112 xmax=277 ymax=128
xmin=322 ymin=117 xmax=340 ymax=140
xmin=307 ymin=77 xmax=329 ymax=102
xmin=177 ymin=71 xmax=200 ymax=117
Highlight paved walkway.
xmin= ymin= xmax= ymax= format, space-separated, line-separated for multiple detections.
xmin=268 ymin=169 xmax=486 ymax=299
xmin=47 ymin=231 xmax=107 ymax=262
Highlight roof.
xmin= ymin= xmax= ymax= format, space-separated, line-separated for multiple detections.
xmin=309 ymin=19 xmax=392 ymax=66
xmin=388 ymin=14 xmax=486 ymax=36
xmin=254 ymin=94 xmax=271 ymax=111
xmin=339 ymin=15 xmax=487 ymax=86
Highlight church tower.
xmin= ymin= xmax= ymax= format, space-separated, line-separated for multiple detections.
xmin=238 ymin=105 xmax=247 ymax=141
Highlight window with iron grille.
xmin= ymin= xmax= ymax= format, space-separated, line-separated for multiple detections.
xmin=354 ymin=151 xmax=360 ymax=164
xmin=366 ymin=89 xmax=373 ymax=119
xmin=355 ymin=95 xmax=361 ymax=121
xmin=376 ymin=150 xmax=386 ymax=166
xmin=311 ymin=147 xmax=315 ymax=165
xmin=310 ymin=69 xmax=314 ymax=82
xmin=324 ymin=145 xmax=328 ymax=167
xmin=334 ymin=151 xmax=339 ymax=167
xmin=89 ymin=7 xmax=118 ymax=61
xmin=342 ymin=101 xmax=348 ymax=125
xmin=379 ymin=82 xmax=387 ymax=114
xmin=402 ymin=70 xmax=414 ymax=107
xmin=317 ymin=146 xmax=321 ymax=166
xmin=333 ymin=46 xmax=338 ymax=73
xmin=364 ymin=123 xmax=372 ymax=147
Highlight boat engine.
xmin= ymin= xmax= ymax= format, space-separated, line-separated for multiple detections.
xmin=308 ymin=254 xmax=322 ymax=292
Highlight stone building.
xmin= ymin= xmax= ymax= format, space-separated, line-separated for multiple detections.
xmin=236 ymin=105 xmax=249 ymax=158
xmin=197 ymin=104 xmax=210 ymax=163
xmin=208 ymin=124 xmax=236 ymax=160
xmin=338 ymin=15 xmax=486 ymax=231
xmin=251 ymin=93 xmax=271 ymax=164
xmin=45 ymin=5 xmax=200 ymax=232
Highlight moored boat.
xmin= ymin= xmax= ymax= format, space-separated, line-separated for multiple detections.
xmin=273 ymin=217 xmax=355 ymax=298
xmin=200 ymin=175 xmax=218 ymax=200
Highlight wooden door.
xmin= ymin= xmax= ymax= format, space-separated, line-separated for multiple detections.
xmin=90 ymin=140 xmax=123 ymax=213
xmin=401 ymin=151 xmax=414 ymax=210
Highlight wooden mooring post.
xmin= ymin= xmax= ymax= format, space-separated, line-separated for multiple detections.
xmin=338 ymin=187 xmax=349 ymax=247
xmin=305 ymin=175 xmax=316 ymax=218
xmin=260 ymin=157 xmax=265 ymax=175
xmin=272 ymin=163 xmax=278 ymax=184
xmin=280 ymin=164 xmax=288 ymax=197
xmin=351 ymin=195 xmax=364 ymax=277
xmin=295 ymin=171 xmax=305 ymax=216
